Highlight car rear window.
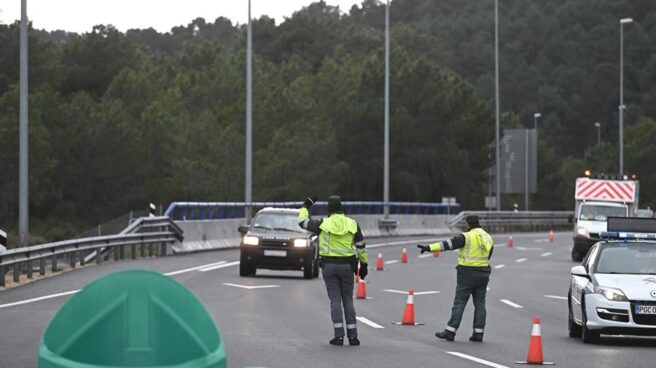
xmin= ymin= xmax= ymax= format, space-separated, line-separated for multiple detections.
xmin=595 ymin=243 xmax=656 ymax=275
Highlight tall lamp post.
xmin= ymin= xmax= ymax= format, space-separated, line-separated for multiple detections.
xmin=383 ymin=0 xmax=390 ymax=219
xmin=533 ymin=112 xmax=541 ymax=129
xmin=19 ymin=0 xmax=29 ymax=246
xmin=594 ymin=122 xmax=601 ymax=145
xmin=494 ymin=0 xmax=501 ymax=211
xmin=619 ymin=17 xmax=633 ymax=176
xmin=245 ymin=0 xmax=253 ymax=222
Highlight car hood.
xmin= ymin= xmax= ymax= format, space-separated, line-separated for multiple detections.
xmin=595 ymin=274 xmax=656 ymax=301
xmin=247 ymin=229 xmax=311 ymax=240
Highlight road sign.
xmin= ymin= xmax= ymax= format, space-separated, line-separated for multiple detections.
xmin=491 ymin=129 xmax=537 ymax=194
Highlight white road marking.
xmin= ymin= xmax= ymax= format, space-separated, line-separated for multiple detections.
xmin=198 ymin=261 xmax=240 ymax=272
xmin=544 ymin=295 xmax=568 ymax=301
xmin=534 ymin=239 xmax=550 ymax=243
xmin=383 ymin=289 xmax=438 ymax=295
xmin=164 ymin=261 xmax=228 ymax=276
xmin=414 ymin=291 xmax=440 ymax=296
xmin=500 ymin=299 xmax=523 ymax=309
xmin=447 ymin=352 xmax=509 ymax=368
xmin=0 ymin=290 xmax=80 ymax=309
xmin=515 ymin=258 xmax=527 ymax=263
xmin=418 ymin=254 xmax=433 ymax=258
xmin=494 ymin=264 xmax=505 ymax=269
xmin=385 ymin=260 xmax=399 ymax=265
xmin=223 ymin=283 xmax=280 ymax=290
xmin=356 ymin=316 xmax=385 ymax=329
xmin=540 ymin=252 xmax=553 ymax=257
xmin=384 ymin=289 xmax=414 ymax=295
xmin=516 ymin=246 xmax=542 ymax=251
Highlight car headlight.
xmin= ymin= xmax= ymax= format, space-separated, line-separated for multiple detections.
xmin=594 ymin=286 xmax=629 ymax=302
xmin=243 ymin=236 xmax=259 ymax=246
xmin=294 ymin=239 xmax=309 ymax=248
xmin=577 ymin=226 xmax=589 ymax=237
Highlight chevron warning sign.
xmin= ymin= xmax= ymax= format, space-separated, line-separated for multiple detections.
xmin=575 ymin=178 xmax=637 ymax=203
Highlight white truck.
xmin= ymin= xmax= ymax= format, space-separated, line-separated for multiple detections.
xmin=571 ymin=176 xmax=639 ymax=261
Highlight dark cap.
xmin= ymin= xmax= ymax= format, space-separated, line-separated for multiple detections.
xmin=328 ymin=195 xmax=343 ymax=213
xmin=465 ymin=215 xmax=480 ymax=228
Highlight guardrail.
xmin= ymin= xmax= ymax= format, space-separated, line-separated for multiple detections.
xmin=165 ymin=201 xmax=461 ymax=220
xmin=0 ymin=217 xmax=183 ymax=288
xmin=447 ymin=211 xmax=574 ymax=232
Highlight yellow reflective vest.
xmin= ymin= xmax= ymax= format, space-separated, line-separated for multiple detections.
xmin=298 ymin=208 xmax=368 ymax=263
xmin=457 ymin=228 xmax=493 ymax=267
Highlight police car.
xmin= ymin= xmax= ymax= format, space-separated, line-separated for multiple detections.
xmin=568 ymin=217 xmax=656 ymax=343
xmin=238 ymin=208 xmax=319 ymax=279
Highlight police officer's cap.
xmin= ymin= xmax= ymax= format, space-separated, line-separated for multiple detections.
xmin=465 ymin=215 xmax=480 ymax=228
xmin=328 ymin=195 xmax=343 ymax=213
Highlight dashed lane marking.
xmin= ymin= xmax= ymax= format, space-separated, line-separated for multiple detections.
xmin=540 ymin=252 xmax=553 ymax=257
xmin=198 ymin=261 xmax=240 ymax=272
xmin=418 ymin=254 xmax=433 ymax=258
xmin=0 ymin=290 xmax=80 ymax=309
xmin=534 ymin=239 xmax=550 ymax=243
xmin=515 ymin=258 xmax=527 ymax=263
xmin=356 ymin=316 xmax=385 ymax=329
xmin=383 ymin=289 xmax=439 ymax=295
xmin=447 ymin=352 xmax=509 ymax=368
xmin=494 ymin=264 xmax=505 ymax=269
xmin=223 ymin=283 xmax=280 ymax=290
xmin=164 ymin=261 xmax=228 ymax=276
xmin=500 ymin=299 xmax=523 ymax=309
xmin=545 ymin=295 xmax=568 ymax=301
xmin=385 ymin=260 xmax=399 ymax=265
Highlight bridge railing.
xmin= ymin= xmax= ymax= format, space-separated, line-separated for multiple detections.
xmin=0 ymin=216 xmax=183 ymax=288
xmin=447 ymin=211 xmax=574 ymax=232
xmin=165 ymin=201 xmax=461 ymax=220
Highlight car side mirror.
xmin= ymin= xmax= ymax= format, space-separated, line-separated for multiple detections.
xmin=237 ymin=225 xmax=249 ymax=235
xmin=571 ymin=265 xmax=588 ymax=278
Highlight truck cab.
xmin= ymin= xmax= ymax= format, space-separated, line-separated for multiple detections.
xmin=572 ymin=201 xmax=628 ymax=261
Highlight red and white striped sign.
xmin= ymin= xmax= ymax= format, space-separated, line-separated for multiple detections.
xmin=576 ymin=178 xmax=637 ymax=203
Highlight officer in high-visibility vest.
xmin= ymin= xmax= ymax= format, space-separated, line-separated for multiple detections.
xmin=298 ymin=195 xmax=368 ymax=346
xmin=417 ymin=215 xmax=493 ymax=342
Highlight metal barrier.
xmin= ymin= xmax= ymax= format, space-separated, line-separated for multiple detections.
xmin=165 ymin=201 xmax=461 ymax=220
xmin=0 ymin=217 xmax=183 ymax=287
xmin=447 ymin=211 xmax=574 ymax=232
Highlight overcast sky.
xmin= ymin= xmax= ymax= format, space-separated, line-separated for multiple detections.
xmin=1 ymin=0 xmax=364 ymax=33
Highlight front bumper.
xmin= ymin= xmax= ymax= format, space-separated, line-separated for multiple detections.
xmin=585 ymin=294 xmax=656 ymax=336
xmin=240 ymin=245 xmax=316 ymax=271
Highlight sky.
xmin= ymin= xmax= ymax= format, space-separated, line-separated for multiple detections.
xmin=0 ymin=0 xmax=364 ymax=33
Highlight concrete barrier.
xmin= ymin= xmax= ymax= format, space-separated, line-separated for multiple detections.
xmin=173 ymin=215 xmax=452 ymax=253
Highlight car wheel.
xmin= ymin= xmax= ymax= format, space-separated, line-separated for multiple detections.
xmin=568 ymin=294 xmax=582 ymax=338
xmin=571 ymin=248 xmax=583 ymax=262
xmin=303 ymin=260 xmax=314 ymax=279
xmin=581 ymin=300 xmax=600 ymax=343
xmin=239 ymin=260 xmax=256 ymax=277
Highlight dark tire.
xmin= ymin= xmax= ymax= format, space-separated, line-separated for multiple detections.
xmin=303 ymin=260 xmax=314 ymax=279
xmin=581 ymin=300 xmax=600 ymax=343
xmin=239 ymin=261 xmax=256 ymax=277
xmin=568 ymin=295 xmax=582 ymax=338
xmin=571 ymin=248 xmax=583 ymax=262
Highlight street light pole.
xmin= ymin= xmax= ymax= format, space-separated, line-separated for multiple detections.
xmin=383 ymin=0 xmax=390 ymax=219
xmin=533 ymin=112 xmax=541 ymax=130
xmin=245 ymin=0 xmax=253 ymax=223
xmin=494 ymin=0 xmax=501 ymax=211
xmin=619 ymin=17 xmax=633 ymax=176
xmin=19 ymin=0 xmax=29 ymax=246
xmin=594 ymin=122 xmax=601 ymax=145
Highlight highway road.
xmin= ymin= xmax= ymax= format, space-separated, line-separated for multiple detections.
xmin=1 ymin=232 xmax=655 ymax=367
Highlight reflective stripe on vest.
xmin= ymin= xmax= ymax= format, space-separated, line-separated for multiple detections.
xmin=457 ymin=228 xmax=493 ymax=267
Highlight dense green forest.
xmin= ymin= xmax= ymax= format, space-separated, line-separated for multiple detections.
xmin=1 ymin=0 xmax=656 ymax=243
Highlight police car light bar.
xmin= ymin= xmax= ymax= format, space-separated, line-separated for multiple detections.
xmin=607 ymin=217 xmax=656 ymax=233
xmin=599 ymin=231 xmax=656 ymax=240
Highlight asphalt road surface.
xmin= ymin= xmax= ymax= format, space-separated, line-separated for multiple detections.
xmin=1 ymin=232 xmax=655 ymax=368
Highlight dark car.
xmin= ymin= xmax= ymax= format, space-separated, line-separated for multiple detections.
xmin=238 ymin=208 xmax=319 ymax=279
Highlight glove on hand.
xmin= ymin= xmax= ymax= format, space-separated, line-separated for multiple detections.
xmin=358 ymin=263 xmax=369 ymax=280
xmin=303 ymin=196 xmax=318 ymax=208
xmin=417 ymin=244 xmax=431 ymax=254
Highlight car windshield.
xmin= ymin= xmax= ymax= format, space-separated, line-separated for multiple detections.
xmin=251 ymin=213 xmax=304 ymax=233
xmin=595 ymin=243 xmax=656 ymax=275
xmin=579 ymin=205 xmax=627 ymax=222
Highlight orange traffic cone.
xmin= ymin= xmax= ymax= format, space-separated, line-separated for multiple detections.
xmin=401 ymin=248 xmax=408 ymax=263
xmin=376 ymin=252 xmax=384 ymax=271
xmin=356 ymin=277 xmax=368 ymax=300
xmin=548 ymin=230 xmax=555 ymax=243
xmin=433 ymin=249 xmax=440 ymax=257
xmin=508 ymin=235 xmax=514 ymax=248
xmin=393 ymin=289 xmax=424 ymax=326
xmin=515 ymin=316 xmax=555 ymax=365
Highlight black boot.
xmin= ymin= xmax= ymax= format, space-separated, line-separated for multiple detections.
xmin=435 ymin=330 xmax=455 ymax=341
xmin=329 ymin=337 xmax=344 ymax=346
xmin=469 ymin=333 xmax=484 ymax=342
xmin=348 ymin=337 xmax=360 ymax=346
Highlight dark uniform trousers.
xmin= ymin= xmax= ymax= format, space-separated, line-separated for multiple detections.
xmin=447 ymin=265 xmax=491 ymax=332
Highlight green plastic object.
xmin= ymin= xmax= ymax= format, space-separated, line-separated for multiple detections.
xmin=39 ymin=270 xmax=226 ymax=368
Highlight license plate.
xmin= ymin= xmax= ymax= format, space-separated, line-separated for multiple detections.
xmin=634 ymin=305 xmax=656 ymax=314
xmin=263 ymin=250 xmax=287 ymax=257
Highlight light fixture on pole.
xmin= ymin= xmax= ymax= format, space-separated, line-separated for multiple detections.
xmin=619 ymin=17 xmax=633 ymax=176
xmin=533 ymin=112 xmax=541 ymax=130
xmin=594 ymin=122 xmax=601 ymax=145
xmin=245 ymin=0 xmax=253 ymax=223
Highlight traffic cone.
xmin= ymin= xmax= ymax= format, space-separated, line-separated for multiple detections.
xmin=508 ymin=235 xmax=514 ymax=248
xmin=515 ymin=316 xmax=555 ymax=365
xmin=433 ymin=249 xmax=440 ymax=257
xmin=356 ymin=277 xmax=368 ymax=300
xmin=393 ymin=289 xmax=424 ymax=326
xmin=548 ymin=230 xmax=555 ymax=243
xmin=401 ymin=248 xmax=408 ymax=263
xmin=376 ymin=252 xmax=384 ymax=271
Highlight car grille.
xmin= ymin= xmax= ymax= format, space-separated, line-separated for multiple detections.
xmin=260 ymin=239 xmax=291 ymax=248
xmin=630 ymin=301 xmax=656 ymax=326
